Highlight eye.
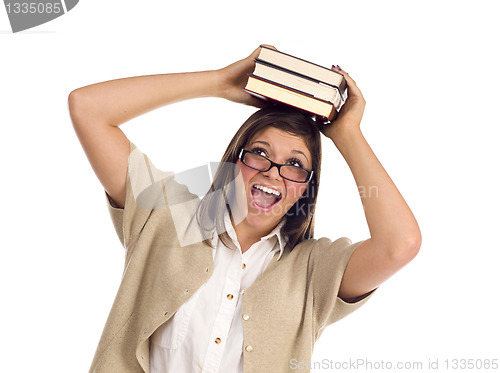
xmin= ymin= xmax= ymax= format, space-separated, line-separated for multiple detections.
xmin=250 ymin=146 xmax=268 ymax=157
xmin=288 ymin=157 xmax=304 ymax=168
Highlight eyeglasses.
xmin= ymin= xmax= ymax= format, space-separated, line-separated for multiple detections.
xmin=238 ymin=149 xmax=313 ymax=183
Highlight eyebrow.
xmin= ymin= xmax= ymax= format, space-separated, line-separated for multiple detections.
xmin=250 ymin=140 xmax=310 ymax=162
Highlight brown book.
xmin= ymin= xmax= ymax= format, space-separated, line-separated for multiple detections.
xmin=245 ymin=75 xmax=338 ymax=121
xmin=256 ymin=45 xmax=347 ymax=97
xmin=253 ymin=60 xmax=343 ymax=107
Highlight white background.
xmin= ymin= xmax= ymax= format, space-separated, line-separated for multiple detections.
xmin=1 ymin=0 xmax=499 ymax=372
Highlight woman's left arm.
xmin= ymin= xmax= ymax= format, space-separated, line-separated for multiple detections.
xmin=323 ymin=66 xmax=422 ymax=302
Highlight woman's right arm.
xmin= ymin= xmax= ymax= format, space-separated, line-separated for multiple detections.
xmin=68 ymin=46 xmax=265 ymax=209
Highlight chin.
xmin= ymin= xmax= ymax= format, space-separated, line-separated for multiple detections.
xmin=244 ymin=199 xmax=284 ymax=229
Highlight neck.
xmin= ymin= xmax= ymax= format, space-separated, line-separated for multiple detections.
xmin=232 ymin=217 xmax=273 ymax=254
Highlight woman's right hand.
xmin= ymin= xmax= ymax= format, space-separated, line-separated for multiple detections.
xmin=216 ymin=45 xmax=276 ymax=108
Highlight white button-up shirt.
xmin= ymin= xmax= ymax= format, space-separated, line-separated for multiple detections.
xmin=149 ymin=213 xmax=287 ymax=373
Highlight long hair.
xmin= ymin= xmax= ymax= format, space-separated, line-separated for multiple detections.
xmin=196 ymin=106 xmax=322 ymax=251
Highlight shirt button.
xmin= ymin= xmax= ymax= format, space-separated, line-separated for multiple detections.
xmin=242 ymin=263 xmax=246 ymax=269
xmin=242 ymin=314 xmax=250 ymax=321
xmin=245 ymin=345 xmax=253 ymax=352
xmin=241 ymin=289 xmax=245 ymax=295
xmin=215 ymin=337 xmax=222 ymax=344
xmin=227 ymin=294 xmax=234 ymax=300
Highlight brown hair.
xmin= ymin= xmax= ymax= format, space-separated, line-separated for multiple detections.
xmin=196 ymin=106 xmax=322 ymax=250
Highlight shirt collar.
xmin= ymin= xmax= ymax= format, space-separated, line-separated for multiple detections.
xmin=212 ymin=212 xmax=288 ymax=261
xmin=258 ymin=218 xmax=287 ymax=261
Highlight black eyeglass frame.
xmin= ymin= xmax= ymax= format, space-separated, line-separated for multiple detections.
xmin=238 ymin=148 xmax=314 ymax=183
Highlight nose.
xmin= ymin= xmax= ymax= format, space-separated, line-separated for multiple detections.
xmin=262 ymin=164 xmax=282 ymax=181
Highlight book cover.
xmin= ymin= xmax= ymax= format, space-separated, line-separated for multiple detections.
xmin=257 ymin=45 xmax=347 ymax=97
xmin=244 ymin=75 xmax=337 ymax=122
xmin=253 ymin=60 xmax=343 ymax=107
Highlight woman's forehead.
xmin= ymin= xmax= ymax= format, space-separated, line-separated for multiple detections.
xmin=247 ymin=126 xmax=312 ymax=162
xmin=248 ymin=126 xmax=307 ymax=147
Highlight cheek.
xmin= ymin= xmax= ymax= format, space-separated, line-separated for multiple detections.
xmin=236 ymin=160 xmax=259 ymax=185
xmin=285 ymin=182 xmax=308 ymax=202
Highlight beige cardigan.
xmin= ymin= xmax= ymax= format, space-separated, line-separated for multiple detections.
xmin=89 ymin=142 xmax=374 ymax=373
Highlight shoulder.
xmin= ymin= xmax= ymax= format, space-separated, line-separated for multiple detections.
xmin=291 ymin=237 xmax=365 ymax=284
xmin=283 ymin=236 xmax=356 ymax=271
xmin=292 ymin=236 xmax=354 ymax=255
xmin=128 ymin=142 xmax=200 ymax=208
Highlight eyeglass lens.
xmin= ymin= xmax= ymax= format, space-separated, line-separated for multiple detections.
xmin=243 ymin=152 xmax=308 ymax=182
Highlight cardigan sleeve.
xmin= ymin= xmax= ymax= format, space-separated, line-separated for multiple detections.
xmin=104 ymin=141 xmax=174 ymax=250
xmin=310 ymin=237 xmax=376 ymax=337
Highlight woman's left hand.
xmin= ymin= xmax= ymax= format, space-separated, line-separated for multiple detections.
xmin=320 ymin=66 xmax=366 ymax=143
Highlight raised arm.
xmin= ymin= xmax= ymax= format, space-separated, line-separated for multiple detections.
xmin=322 ymin=66 xmax=422 ymax=301
xmin=68 ymin=46 xmax=265 ymax=209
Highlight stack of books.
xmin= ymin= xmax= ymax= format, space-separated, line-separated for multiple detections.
xmin=244 ymin=46 xmax=347 ymax=122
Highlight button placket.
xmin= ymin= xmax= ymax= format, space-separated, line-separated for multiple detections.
xmin=201 ymin=243 xmax=241 ymax=372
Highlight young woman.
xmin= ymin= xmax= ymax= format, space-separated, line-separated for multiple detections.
xmin=69 ymin=45 xmax=421 ymax=373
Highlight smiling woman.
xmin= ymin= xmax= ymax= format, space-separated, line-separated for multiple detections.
xmin=196 ymin=106 xmax=322 ymax=253
xmin=68 ymin=44 xmax=420 ymax=373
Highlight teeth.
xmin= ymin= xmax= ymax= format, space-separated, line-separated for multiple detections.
xmin=254 ymin=184 xmax=281 ymax=197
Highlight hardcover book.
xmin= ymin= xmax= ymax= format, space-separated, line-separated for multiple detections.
xmin=244 ymin=46 xmax=347 ymax=122
xmin=245 ymin=75 xmax=338 ymax=121
xmin=256 ymin=45 xmax=347 ymax=99
xmin=253 ymin=61 xmax=343 ymax=107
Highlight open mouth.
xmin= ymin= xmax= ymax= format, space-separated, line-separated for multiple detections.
xmin=250 ymin=184 xmax=282 ymax=211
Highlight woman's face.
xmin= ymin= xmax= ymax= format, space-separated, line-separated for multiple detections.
xmin=235 ymin=126 xmax=313 ymax=232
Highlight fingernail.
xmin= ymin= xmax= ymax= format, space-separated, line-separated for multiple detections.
xmin=331 ymin=65 xmax=337 ymax=69
xmin=337 ymin=65 xmax=342 ymax=71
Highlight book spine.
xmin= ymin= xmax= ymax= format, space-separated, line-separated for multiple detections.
xmin=259 ymin=45 xmax=337 ymax=74
xmin=244 ymin=86 xmax=335 ymax=122
xmin=247 ymin=74 xmax=334 ymax=104
xmin=258 ymin=46 xmax=346 ymax=93
xmin=255 ymin=59 xmax=341 ymax=91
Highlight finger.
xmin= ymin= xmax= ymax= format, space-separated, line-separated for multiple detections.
xmin=260 ymin=44 xmax=278 ymax=51
xmin=249 ymin=46 xmax=262 ymax=59
xmin=332 ymin=66 xmax=363 ymax=99
xmin=246 ymin=95 xmax=272 ymax=109
xmin=249 ymin=44 xmax=278 ymax=60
